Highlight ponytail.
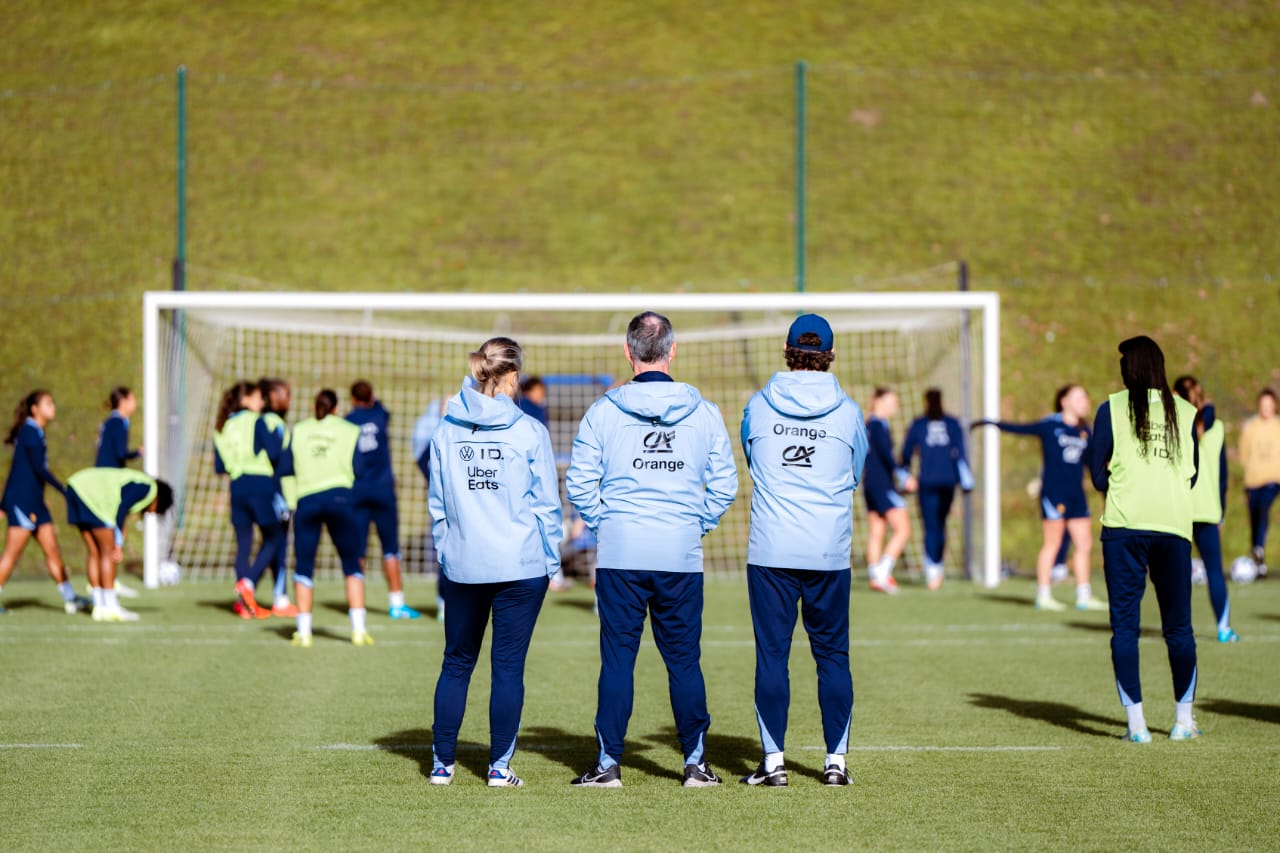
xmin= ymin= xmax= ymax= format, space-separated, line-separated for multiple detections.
xmin=215 ymin=381 xmax=254 ymax=432
xmin=468 ymin=337 xmax=523 ymax=396
xmin=108 ymin=386 xmax=132 ymax=410
xmin=6 ymin=390 xmax=50 ymax=446
xmin=314 ymin=389 xmax=339 ymax=419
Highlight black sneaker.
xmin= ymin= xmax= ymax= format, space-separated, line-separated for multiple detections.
xmin=740 ymin=761 xmax=788 ymax=787
xmin=682 ymin=762 xmax=721 ymax=788
xmin=571 ymin=762 xmax=622 ymax=788
xmin=822 ymin=764 xmax=855 ymax=786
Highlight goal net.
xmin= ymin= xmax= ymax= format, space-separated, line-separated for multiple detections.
xmin=142 ymin=292 xmax=1000 ymax=587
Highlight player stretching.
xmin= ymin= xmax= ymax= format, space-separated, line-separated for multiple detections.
xmin=1173 ymin=376 xmax=1238 ymax=642
xmin=972 ymin=384 xmax=1106 ymax=612
xmin=347 ymin=380 xmax=420 ymax=619
xmin=95 ymin=386 xmax=142 ymax=468
xmin=900 ymin=389 xmax=973 ymax=590
xmin=1091 ymin=336 xmax=1200 ymax=742
xmin=739 ymin=314 xmax=867 ymax=787
xmin=0 ymin=390 xmax=89 ymax=615
xmin=1239 ymin=388 xmax=1280 ymax=577
xmin=427 ymin=338 xmax=561 ymax=787
xmin=567 ymin=312 xmax=737 ymax=788
xmin=864 ymin=387 xmax=913 ymax=594
xmin=213 ymin=381 xmax=285 ymax=619
xmin=281 ymin=390 xmax=371 ymax=646
xmin=65 ymin=468 xmax=172 ymax=622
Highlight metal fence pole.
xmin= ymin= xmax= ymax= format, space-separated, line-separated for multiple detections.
xmin=795 ymin=60 xmax=807 ymax=293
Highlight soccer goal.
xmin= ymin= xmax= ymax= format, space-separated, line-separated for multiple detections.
xmin=141 ymin=291 xmax=1001 ymax=587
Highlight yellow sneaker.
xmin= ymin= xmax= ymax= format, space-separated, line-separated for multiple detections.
xmin=1075 ymin=597 xmax=1108 ymax=612
xmin=351 ymin=630 xmax=375 ymax=647
xmin=291 ymin=632 xmax=313 ymax=648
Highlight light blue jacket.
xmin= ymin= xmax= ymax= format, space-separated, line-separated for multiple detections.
xmin=566 ymin=379 xmax=738 ymax=573
xmin=741 ymin=371 xmax=868 ymax=571
xmin=428 ymin=385 xmax=562 ymax=584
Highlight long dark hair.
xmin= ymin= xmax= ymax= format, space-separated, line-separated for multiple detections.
xmin=215 ymin=381 xmax=255 ymax=432
xmin=314 ymin=389 xmax=339 ymax=419
xmin=108 ymin=386 xmax=132 ymax=410
xmin=1118 ymin=336 xmax=1180 ymax=460
xmin=6 ymin=389 xmax=50 ymax=445
xmin=923 ymin=388 xmax=944 ymax=420
xmin=258 ymin=377 xmax=289 ymax=414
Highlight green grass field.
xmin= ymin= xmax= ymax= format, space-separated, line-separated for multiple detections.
xmin=2 ymin=574 xmax=1277 ymax=851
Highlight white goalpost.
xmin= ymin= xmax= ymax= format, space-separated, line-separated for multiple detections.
xmin=142 ymin=291 xmax=1001 ymax=588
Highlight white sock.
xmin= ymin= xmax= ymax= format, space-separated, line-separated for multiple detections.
xmin=389 ymin=590 xmax=406 ymax=609
xmin=57 ymin=581 xmax=76 ymax=603
xmin=274 ymin=594 xmax=291 ymax=608
xmin=1036 ymin=583 xmax=1052 ymax=601
xmin=92 ymin=587 xmax=105 ymax=608
xmin=1125 ymin=701 xmax=1146 ymax=732
xmin=765 ymin=750 xmax=784 ymax=772
xmin=825 ymin=753 xmax=846 ymax=770
xmin=350 ymin=607 xmax=367 ymax=634
xmin=105 ymin=588 xmax=120 ymax=610
xmin=1076 ymin=583 xmax=1092 ymax=604
xmin=1175 ymin=701 xmax=1195 ymax=728
xmin=296 ymin=612 xmax=312 ymax=636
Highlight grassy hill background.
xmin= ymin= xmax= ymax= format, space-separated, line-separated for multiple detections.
xmin=2 ymin=0 xmax=1279 ymax=572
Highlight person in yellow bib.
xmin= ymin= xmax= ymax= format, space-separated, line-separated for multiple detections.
xmin=213 ymin=381 xmax=286 ymax=620
xmin=65 ymin=468 xmax=173 ymax=622
xmin=1173 ymin=376 xmax=1237 ymax=643
xmin=1089 ymin=336 xmax=1200 ymax=743
xmin=277 ymin=389 xmax=370 ymax=647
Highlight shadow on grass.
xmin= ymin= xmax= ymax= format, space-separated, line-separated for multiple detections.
xmin=1064 ymin=620 xmax=1160 ymax=637
xmin=1199 ymin=698 xmax=1280 ymax=725
xmin=0 ymin=597 xmax=65 ymax=612
xmin=553 ymin=597 xmax=598 ymax=612
xmin=374 ymin=729 xmax=489 ymax=782
xmin=1257 ymin=613 xmax=1280 ymax=623
xmin=263 ymin=623 xmax=346 ymax=643
xmin=197 ymin=598 xmax=239 ymax=617
xmin=976 ymin=593 xmax=1034 ymax=609
xmin=645 ymin=725 xmax=761 ymax=782
xmin=968 ymin=693 xmax=1117 ymax=738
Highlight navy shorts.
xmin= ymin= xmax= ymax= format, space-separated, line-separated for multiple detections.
xmin=6 ymin=501 xmax=53 ymax=531
xmin=65 ymin=488 xmax=109 ymax=529
xmin=354 ymin=483 xmax=399 ymax=559
xmin=1041 ymin=491 xmax=1090 ymax=521
xmin=864 ymin=486 xmax=907 ymax=516
xmin=294 ymin=488 xmax=364 ymax=579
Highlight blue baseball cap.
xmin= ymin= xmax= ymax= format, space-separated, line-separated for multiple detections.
xmin=787 ymin=313 xmax=834 ymax=351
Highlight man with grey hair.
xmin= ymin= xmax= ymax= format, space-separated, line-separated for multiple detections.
xmin=566 ymin=311 xmax=738 ymax=788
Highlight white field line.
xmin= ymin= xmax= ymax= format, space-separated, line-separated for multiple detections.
xmin=803 ymin=745 xmax=1064 ymax=753
xmin=316 ymin=742 xmax=1064 ymax=754
xmin=0 ymin=743 xmax=83 ymax=749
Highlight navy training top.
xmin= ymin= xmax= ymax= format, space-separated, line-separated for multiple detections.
xmin=901 ymin=415 xmax=974 ymax=490
xmin=346 ymin=401 xmax=395 ymax=488
xmin=977 ymin=415 xmax=1090 ymax=502
xmin=2 ymin=418 xmax=65 ymax=510
xmin=95 ymin=412 xmax=141 ymax=468
xmin=863 ymin=416 xmax=898 ymax=496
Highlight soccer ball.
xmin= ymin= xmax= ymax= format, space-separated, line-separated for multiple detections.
xmin=158 ymin=559 xmax=183 ymax=586
xmin=1190 ymin=558 xmax=1207 ymax=586
xmin=1230 ymin=556 xmax=1259 ymax=584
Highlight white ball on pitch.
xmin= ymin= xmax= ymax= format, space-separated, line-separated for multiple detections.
xmin=1230 ymin=556 xmax=1258 ymax=584
xmin=158 ymin=559 xmax=183 ymax=586
xmin=1190 ymin=558 xmax=1207 ymax=586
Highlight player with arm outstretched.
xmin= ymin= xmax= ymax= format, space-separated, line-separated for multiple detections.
xmin=1173 ymin=376 xmax=1237 ymax=643
xmin=65 ymin=468 xmax=172 ymax=622
xmin=972 ymin=384 xmax=1106 ymax=612
xmin=213 ymin=381 xmax=285 ymax=620
xmin=863 ymin=387 xmax=914 ymax=594
xmin=900 ymin=388 xmax=973 ymax=590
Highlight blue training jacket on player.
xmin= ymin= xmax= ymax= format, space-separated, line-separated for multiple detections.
xmin=741 ymin=371 xmax=869 ymax=571
xmin=428 ymin=384 xmax=562 ymax=585
xmin=566 ymin=379 xmax=737 ymax=574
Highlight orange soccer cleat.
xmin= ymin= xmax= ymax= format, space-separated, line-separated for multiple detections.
xmin=234 ymin=579 xmax=272 ymax=619
xmin=272 ymin=601 xmax=299 ymax=618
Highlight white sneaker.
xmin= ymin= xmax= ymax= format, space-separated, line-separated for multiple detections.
xmin=1035 ymin=596 xmax=1067 ymax=612
xmin=430 ymin=764 xmax=455 ymax=786
xmin=924 ymin=564 xmax=944 ymax=591
xmin=114 ymin=580 xmax=140 ymax=599
xmin=97 ymin=605 xmax=140 ymax=623
xmin=487 ymin=767 xmax=524 ymax=787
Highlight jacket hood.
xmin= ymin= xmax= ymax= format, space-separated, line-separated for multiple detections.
xmin=606 ymin=381 xmax=704 ymax=425
xmin=761 ymin=371 xmax=846 ymax=419
xmin=445 ymin=385 xmax=523 ymax=430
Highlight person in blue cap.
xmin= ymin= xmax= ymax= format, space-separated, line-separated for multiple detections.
xmin=739 ymin=313 xmax=867 ymax=787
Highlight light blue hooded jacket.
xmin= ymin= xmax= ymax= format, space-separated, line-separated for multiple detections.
xmin=428 ymin=384 xmax=562 ymax=584
xmin=566 ymin=379 xmax=738 ymax=573
xmin=741 ymin=371 xmax=869 ymax=571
